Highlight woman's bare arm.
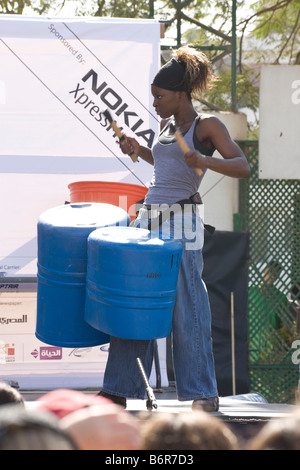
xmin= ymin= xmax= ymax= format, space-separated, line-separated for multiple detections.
xmin=185 ymin=116 xmax=250 ymax=178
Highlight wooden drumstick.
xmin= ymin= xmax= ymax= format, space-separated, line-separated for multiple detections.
xmin=169 ymin=123 xmax=203 ymax=176
xmin=103 ymin=109 xmax=138 ymax=163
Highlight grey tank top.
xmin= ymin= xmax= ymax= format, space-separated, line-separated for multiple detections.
xmin=144 ymin=115 xmax=214 ymax=206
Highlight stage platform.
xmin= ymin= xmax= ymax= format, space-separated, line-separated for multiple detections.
xmin=22 ymin=387 xmax=296 ymax=416
xmin=23 ymin=387 xmax=297 ymax=435
xmin=19 ymin=387 xmax=298 ymax=445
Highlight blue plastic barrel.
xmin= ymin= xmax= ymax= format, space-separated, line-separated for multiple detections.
xmin=85 ymin=226 xmax=183 ymax=340
xmin=36 ymin=203 xmax=130 ymax=347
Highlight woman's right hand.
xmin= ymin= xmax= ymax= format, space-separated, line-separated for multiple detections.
xmin=119 ymin=135 xmax=140 ymax=156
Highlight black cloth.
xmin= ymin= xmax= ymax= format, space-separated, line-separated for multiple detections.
xmin=151 ymin=58 xmax=187 ymax=92
xmin=203 ymin=231 xmax=250 ymax=396
xmin=166 ymin=230 xmax=250 ymax=396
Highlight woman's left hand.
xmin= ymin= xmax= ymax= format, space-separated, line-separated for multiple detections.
xmin=185 ymin=151 xmax=206 ymax=171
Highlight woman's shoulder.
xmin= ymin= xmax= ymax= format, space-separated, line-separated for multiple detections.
xmin=198 ymin=113 xmax=226 ymax=127
xmin=196 ymin=113 xmax=230 ymax=137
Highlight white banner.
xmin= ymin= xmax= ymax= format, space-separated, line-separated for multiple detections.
xmin=259 ymin=65 xmax=300 ymax=179
xmin=0 ymin=281 xmax=109 ymax=388
xmin=0 ymin=280 xmax=168 ymax=390
xmin=0 ymin=335 xmax=168 ymax=391
xmin=0 ymin=16 xmax=160 ymax=276
xmin=0 ymin=18 xmax=166 ymax=390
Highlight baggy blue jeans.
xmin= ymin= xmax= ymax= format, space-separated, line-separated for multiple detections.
xmin=101 ymin=205 xmax=218 ymax=400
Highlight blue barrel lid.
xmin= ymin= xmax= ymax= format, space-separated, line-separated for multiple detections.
xmin=88 ymin=226 xmax=183 ymax=252
xmin=38 ymin=203 xmax=130 ymax=229
xmin=37 ymin=203 xmax=130 ymax=272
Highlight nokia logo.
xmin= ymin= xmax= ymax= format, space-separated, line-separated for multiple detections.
xmin=69 ymin=69 xmax=155 ymax=148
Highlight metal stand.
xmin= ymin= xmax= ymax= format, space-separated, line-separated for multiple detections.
xmin=136 ymin=357 xmax=157 ymax=411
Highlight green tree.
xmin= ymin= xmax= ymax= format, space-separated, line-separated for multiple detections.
xmin=239 ymin=0 xmax=300 ymax=65
xmin=0 ymin=0 xmax=151 ymax=16
xmin=158 ymin=0 xmax=300 ymax=135
xmin=0 ymin=0 xmax=60 ymax=14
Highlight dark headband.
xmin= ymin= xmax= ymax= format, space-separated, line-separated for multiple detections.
xmin=151 ymin=58 xmax=187 ymax=92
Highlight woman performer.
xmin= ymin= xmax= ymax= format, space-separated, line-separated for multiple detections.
xmin=99 ymin=46 xmax=250 ymax=412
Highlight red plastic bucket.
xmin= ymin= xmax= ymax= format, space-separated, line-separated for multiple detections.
xmin=68 ymin=181 xmax=148 ymax=221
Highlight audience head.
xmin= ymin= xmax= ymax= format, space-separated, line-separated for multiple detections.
xmin=0 ymin=382 xmax=24 ymax=406
xmin=60 ymin=404 xmax=141 ymax=450
xmin=249 ymin=410 xmax=300 ymax=450
xmin=140 ymin=410 xmax=239 ymax=450
xmin=0 ymin=405 xmax=78 ymax=450
xmin=36 ymin=388 xmax=111 ymax=419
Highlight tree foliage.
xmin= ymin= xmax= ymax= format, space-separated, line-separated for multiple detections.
xmin=239 ymin=0 xmax=300 ymax=65
xmin=161 ymin=0 xmax=299 ymax=136
xmin=0 ymin=0 xmax=152 ymax=17
xmin=0 ymin=0 xmax=56 ymax=14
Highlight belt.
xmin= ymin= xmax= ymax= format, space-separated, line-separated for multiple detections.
xmin=144 ymin=192 xmax=203 ymax=210
xmin=138 ymin=192 xmax=215 ymax=234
